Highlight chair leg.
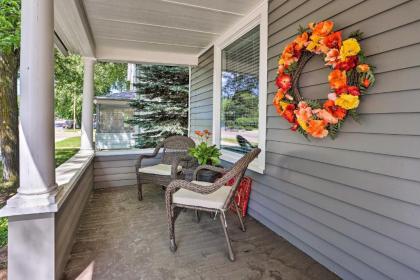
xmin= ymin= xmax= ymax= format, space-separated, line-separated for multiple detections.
xmin=219 ymin=211 xmax=235 ymax=261
xmin=195 ymin=210 xmax=201 ymax=223
xmin=168 ymin=206 xmax=177 ymax=252
xmin=234 ymin=203 xmax=246 ymax=232
xmin=137 ymin=183 xmax=143 ymax=201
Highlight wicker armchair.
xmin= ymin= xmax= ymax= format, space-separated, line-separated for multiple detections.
xmin=135 ymin=135 xmax=196 ymax=201
xmin=165 ymin=148 xmax=261 ymax=261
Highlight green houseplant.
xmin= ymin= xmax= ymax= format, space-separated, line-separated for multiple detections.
xmin=189 ymin=130 xmax=222 ymax=182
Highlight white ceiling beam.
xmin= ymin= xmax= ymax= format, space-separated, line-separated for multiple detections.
xmin=96 ymin=36 xmax=205 ymax=49
xmin=54 ymin=0 xmax=96 ymax=57
xmin=91 ymin=18 xmax=220 ymax=36
xmin=54 ymin=32 xmax=68 ymax=56
xmin=161 ymin=0 xmax=244 ymax=16
xmin=96 ymin=46 xmax=198 ymax=66
xmin=197 ymin=0 xmax=267 ymax=58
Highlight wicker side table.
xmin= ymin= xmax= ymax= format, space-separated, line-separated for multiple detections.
xmin=182 ymin=164 xmax=198 ymax=182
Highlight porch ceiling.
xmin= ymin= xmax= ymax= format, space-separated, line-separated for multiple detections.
xmin=54 ymin=0 xmax=261 ymax=65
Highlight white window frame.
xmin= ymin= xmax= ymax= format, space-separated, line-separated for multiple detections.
xmin=212 ymin=1 xmax=268 ymax=174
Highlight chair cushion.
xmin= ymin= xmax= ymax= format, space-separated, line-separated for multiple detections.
xmin=172 ymin=181 xmax=231 ymax=210
xmin=138 ymin=164 xmax=181 ymax=176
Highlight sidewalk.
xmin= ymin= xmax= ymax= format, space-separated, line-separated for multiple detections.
xmin=55 ymin=129 xmax=80 ymax=142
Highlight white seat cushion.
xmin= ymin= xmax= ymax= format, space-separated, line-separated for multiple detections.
xmin=138 ymin=164 xmax=181 ymax=176
xmin=172 ymin=181 xmax=231 ymax=210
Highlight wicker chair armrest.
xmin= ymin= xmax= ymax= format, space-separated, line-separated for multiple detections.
xmin=135 ymin=143 xmax=163 ymax=170
xmin=193 ymin=165 xmax=227 ymax=181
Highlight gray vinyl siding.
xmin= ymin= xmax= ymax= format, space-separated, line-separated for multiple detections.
xmin=55 ymin=162 xmax=94 ymax=278
xmin=189 ymin=1 xmax=420 ymax=279
xmin=93 ymin=153 xmax=161 ymax=189
xmin=190 ymin=47 xmax=214 ymax=134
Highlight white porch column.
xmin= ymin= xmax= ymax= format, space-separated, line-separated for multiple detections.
xmin=80 ymin=57 xmax=96 ymax=150
xmin=18 ymin=0 xmax=56 ymax=195
xmin=6 ymin=0 xmax=56 ymax=279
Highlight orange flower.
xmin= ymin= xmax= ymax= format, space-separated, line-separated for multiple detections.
xmin=335 ymin=56 xmax=358 ymax=71
xmin=279 ymin=42 xmax=299 ymax=67
xmin=324 ymin=48 xmax=340 ymax=67
xmin=306 ymin=120 xmax=329 ymax=138
xmin=277 ymin=64 xmax=285 ymax=75
xmin=282 ymin=104 xmax=296 ymax=123
xmin=324 ymin=100 xmax=347 ymax=120
xmin=273 ymin=89 xmax=285 ymax=107
xmin=362 ymin=78 xmax=370 ymax=88
xmin=195 ymin=130 xmax=204 ymax=137
xmin=275 ymin=105 xmax=283 ymax=115
xmin=314 ymin=109 xmax=338 ymax=124
xmin=357 ymin=64 xmax=370 ymax=73
xmin=328 ymin=69 xmax=347 ymax=90
xmin=322 ymin=31 xmax=342 ymax=49
xmin=276 ymin=74 xmax=292 ymax=91
xmin=203 ymin=129 xmax=211 ymax=135
xmin=275 ymin=101 xmax=289 ymax=115
xmin=294 ymin=32 xmax=309 ymax=51
xmin=336 ymin=85 xmax=360 ymax=96
xmin=309 ymin=21 xmax=334 ymax=37
xmin=277 ymin=102 xmax=296 ymax=123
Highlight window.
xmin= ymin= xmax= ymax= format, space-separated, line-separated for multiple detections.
xmin=213 ymin=2 xmax=267 ymax=173
xmin=221 ymin=26 xmax=260 ymax=155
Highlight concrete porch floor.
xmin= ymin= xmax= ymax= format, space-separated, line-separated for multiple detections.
xmin=63 ymin=185 xmax=340 ymax=280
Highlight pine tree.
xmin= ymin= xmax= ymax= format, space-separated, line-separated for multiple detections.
xmin=128 ymin=65 xmax=189 ymax=148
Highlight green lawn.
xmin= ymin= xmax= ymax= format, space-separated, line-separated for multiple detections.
xmin=63 ymin=128 xmax=80 ymax=133
xmin=55 ymin=136 xmax=81 ymax=167
xmin=0 ymin=136 xmax=81 ymax=248
xmin=56 ymin=136 xmax=81 ymax=149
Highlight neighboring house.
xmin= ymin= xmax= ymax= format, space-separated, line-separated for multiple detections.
xmin=1 ymin=1 xmax=420 ymax=279
xmin=94 ymin=91 xmax=137 ymax=150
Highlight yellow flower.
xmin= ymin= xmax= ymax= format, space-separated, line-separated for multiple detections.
xmin=335 ymin=94 xmax=360 ymax=110
xmin=339 ymin=38 xmax=361 ymax=60
xmin=297 ymin=117 xmax=308 ymax=131
xmin=306 ymin=34 xmax=321 ymax=53
xmin=279 ymin=101 xmax=290 ymax=111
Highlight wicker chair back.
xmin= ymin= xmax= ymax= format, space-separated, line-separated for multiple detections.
xmin=161 ymin=135 xmax=195 ymax=165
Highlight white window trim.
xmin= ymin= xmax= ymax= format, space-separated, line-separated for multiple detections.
xmin=212 ymin=1 xmax=268 ymax=174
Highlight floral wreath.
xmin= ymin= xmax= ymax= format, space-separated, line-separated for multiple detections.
xmin=273 ymin=21 xmax=375 ymax=139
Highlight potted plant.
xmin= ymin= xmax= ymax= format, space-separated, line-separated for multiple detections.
xmin=189 ymin=130 xmax=222 ymax=182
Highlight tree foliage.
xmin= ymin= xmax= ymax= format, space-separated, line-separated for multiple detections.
xmin=0 ymin=0 xmax=20 ymax=55
xmin=222 ymin=91 xmax=258 ymax=131
xmin=54 ymin=50 xmax=128 ymax=124
xmin=0 ymin=0 xmax=20 ymax=187
xmin=221 ymin=70 xmax=259 ymax=131
xmin=127 ymin=65 xmax=189 ymax=148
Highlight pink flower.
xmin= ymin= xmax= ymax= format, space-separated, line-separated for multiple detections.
xmin=285 ymin=93 xmax=294 ymax=101
xmin=328 ymin=92 xmax=337 ymax=101
xmin=324 ymin=49 xmax=340 ymax=68
xmin=313 ymin=109 xmax=338 ymax=124
xmin=294 ymin=101 xmax=313 ymax=122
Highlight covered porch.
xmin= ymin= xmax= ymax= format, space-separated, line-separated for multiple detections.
xmin=2 ymin=0 xmax=420 ymax=279
xmin=63 ymin=185 xmax=337 ymax=280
